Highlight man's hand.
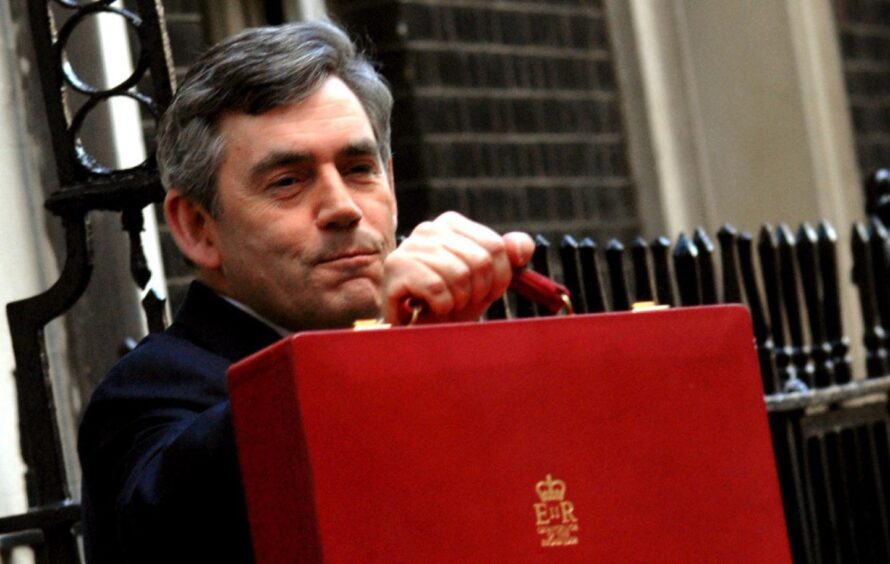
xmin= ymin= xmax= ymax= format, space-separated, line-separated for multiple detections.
xmin=382 ymin=212 xmax=535 ymax=324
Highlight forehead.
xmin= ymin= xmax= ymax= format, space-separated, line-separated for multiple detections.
xmin=217 ymin=76 xmax=376 ymax=154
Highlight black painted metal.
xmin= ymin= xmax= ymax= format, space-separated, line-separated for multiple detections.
xmin=772 ymin=412 xmax=813 ymax=563
xmin=717 ymin=224 xmax=742 ymax=304
xmin=531 ymin=235 xmax=552 ymax=317
xmin=141 ymin=289 xmax=168 ymax=334
xmin=852 ymin=223 xmax=890 ymax=378
xmin=630 ymin=237 xmax=653 ymax=303
xmin=4 ymin=217 xmax=90 ymax=564
xmin=777 ymin=224 xmax=812 ymax=389
xmin=693 ymin=227 xmax=717 ymax=305
xmin=673 ymin=232 xmax=700 ymax=306
xmin=797 ymin=223 xmax=833 ymax=387
xmin=869 ymin=219 xmax=890 ymax=369
xmin=818 ymin=222 xmax=851 ymax=385
xmin=605 ymin=239 xmax=630 ymax=311
xmin=738 ymin=231 xmax=779 ymax=393
xmin=650 ymin=236 xmax=674 ymax=306
xmin=559 ymin=235 xmax=585 ymax=314
xmin=578 ymin=238 xmax=606 ymax=313
xmin=4 ymin=0 xmax=175 ymax=560
xmin=866 ymin=168 xmax=890 ymax=227
xmin=761 ymin=225 xmax=804 ymax=393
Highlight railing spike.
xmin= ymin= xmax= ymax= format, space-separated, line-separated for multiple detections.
xmin=776 ymin=223 xmax=812 ymax=388
xmin=867 ymin=219 xmax=890 ymax=359
xmin=605 ymin=239 xmax=630 ymax=311
xmin=739 ymin=231 xmax=779 ymax=393
xmin=631 ymin=236 xmax=653 ymax=303
xmin=673 ymin=232 xmax=701 ymax=306
xmin=866 ymin=168 xmax=890 ymax=225
xmin=759 ymin=224 xmax=799 ymax=390
xmin=796 ymin=222 xmax=833 ymax=387
xmin=532 ymin=235 xmax=552 ymax=278
xmin=141 ymin=289 xmax=169 ymax=334
xmin=559 ymin=235 xmax=585 ymax=313
xmin=853 ymin=223 xmax=890 ymax=377
xmin=717 ymin=224 xmax=742 ymax=304
xmin=650 ymin=236 xmax=674 ymax=306
xmin=817 ymin=221 xmax=851 ymax=383
xmin=579 ymin=238 xmax=607 ymax=313
xmin=693 ymin=227 xmax=717 ymax=304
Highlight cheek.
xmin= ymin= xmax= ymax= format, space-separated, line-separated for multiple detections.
xmin=219 ymin=214 xmax=304 ymax=267
xmin=363 ymin=193 xmax=397 ymax=231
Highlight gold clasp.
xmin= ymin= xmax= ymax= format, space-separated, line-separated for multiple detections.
xmin=631 ymin=300 xmax=669 ymax=313
xmin=352 ymin=319 xmax=391 ymax=330
xmin=353 ymin=303 xmax=422 ymax=330
xmin=560 ymin=293 xmax=574 ymax=315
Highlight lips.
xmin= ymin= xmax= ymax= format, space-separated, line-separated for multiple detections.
xmin=316 ymin=248 xmax=378 ymax=265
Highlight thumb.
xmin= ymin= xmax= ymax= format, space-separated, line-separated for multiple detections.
xmin=503 ymin=232 xmax=534 ymax=268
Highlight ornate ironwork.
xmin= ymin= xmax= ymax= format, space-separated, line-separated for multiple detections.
xmin=4 ymin=0 xmax=174 ymax=559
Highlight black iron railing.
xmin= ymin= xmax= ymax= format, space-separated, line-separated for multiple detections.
xmin=482 ymin=192 xmax=890 ymax=562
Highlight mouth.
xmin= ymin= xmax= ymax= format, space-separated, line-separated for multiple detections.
xmin=316 ymin=249 xmax=379 ymax=267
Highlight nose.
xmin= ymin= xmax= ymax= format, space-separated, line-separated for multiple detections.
xmin=315 ymin=166 xmax=363 ymax=230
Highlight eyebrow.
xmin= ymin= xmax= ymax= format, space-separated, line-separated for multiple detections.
xmin=338 ymin=139 xmax=381 ymax=160
xmin=248 ymin=151 xmax=313 ymax=182
xmin=247 ymin=139 xmax=382 ymax=182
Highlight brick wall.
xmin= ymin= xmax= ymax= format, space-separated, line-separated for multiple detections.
xmin=331 ymin=0 xmax=641 ymax=245
xmin=834 ymin=0 xmax=890 ymax=174
xmin=151 ymin=0 xmax=643 ymax=310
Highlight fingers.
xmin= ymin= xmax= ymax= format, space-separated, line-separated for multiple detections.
xmin=382 ymin=212 xmax=530 ymax=324
xmin=502 ymin=231 xmax=535 ymax=268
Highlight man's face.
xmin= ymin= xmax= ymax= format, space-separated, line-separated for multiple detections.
xmin=207 ymin=76 xmax=397 ymax=331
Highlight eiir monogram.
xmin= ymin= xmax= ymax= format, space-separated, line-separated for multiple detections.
xmin=533 ymin=474 xmax=579 ymax=547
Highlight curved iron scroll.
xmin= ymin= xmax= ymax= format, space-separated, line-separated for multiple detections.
xmin=7 ymin=216 xmax=91 ymax=508
xmin=3 ymin=214 xmax=90 ymax=563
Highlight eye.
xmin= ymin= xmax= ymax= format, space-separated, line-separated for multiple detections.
xmin=266 ymin=170 xmax=311 ymax=192
xmin=270 ymin=175 xmax=299 ymax=188
xmin=344 ymin=160 xmax=379 ymax=179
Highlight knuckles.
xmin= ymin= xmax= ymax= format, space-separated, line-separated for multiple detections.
xmin=385 ymin=211 xmax=516 ymax=320
xmin=452 ymin=262 xmax=472 ymax=288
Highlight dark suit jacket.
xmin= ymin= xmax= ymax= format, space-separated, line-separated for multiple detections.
xmin=78 ymin=281 xmax=282 ymax=563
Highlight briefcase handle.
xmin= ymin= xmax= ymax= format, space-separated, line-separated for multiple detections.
xmin=398 ymin=268 xmax=573 ymax=325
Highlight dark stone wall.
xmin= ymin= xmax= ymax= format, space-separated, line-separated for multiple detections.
xmin=834 ymin=0 xmax=890 ymax=174
xmin=134 ymin=0 xmax=210 ymax=313
xmin=330 ymin=0 xmax=641 ymax=245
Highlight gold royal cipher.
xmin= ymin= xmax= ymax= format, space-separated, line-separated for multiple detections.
xmin=533 ymin=474 xmax=579 ymax=547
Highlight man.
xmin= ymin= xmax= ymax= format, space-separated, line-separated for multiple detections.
xmin=78 ymin=20 xmax=533 ymax=563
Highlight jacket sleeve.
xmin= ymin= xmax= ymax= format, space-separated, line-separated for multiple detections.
xmin=78 ymin=341 xmax=255 ymax=564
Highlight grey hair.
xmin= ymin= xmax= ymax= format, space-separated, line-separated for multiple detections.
xmin=156 ymin=20 xmax=393 ymax=216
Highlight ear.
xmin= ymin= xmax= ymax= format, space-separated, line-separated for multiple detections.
xmin=164 ymin=189 xmax=222 ymax=271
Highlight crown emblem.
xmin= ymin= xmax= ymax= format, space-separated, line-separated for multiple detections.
xmin=532 ymin=473 xmax=579 ymax=547
xmin=535 ymin=474 xmax=566 ymax=502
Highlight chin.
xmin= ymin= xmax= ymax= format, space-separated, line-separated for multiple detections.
xmin=321 ymin=289 xmax=382 ymax=328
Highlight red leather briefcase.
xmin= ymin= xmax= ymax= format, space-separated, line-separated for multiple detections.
xmin=228 ymin=305 xmax=791 ymax=563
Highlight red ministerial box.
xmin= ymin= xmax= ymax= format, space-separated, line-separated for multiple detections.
xmin=227 ymin=305 xmax=791 ymax=563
